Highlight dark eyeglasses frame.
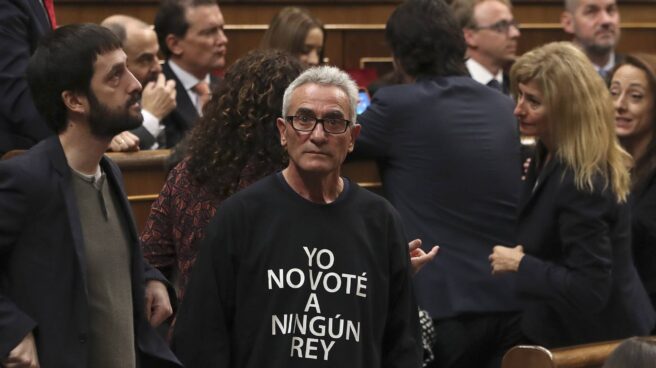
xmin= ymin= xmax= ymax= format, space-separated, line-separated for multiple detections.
xmin=285 ymin=115 xmax=352 ymax=134
xmin=472 ymin=19 xmax=520 ymax=34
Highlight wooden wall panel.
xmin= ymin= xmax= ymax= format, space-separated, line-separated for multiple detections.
xmin=55 ymin=1 xmax=656 ymax=70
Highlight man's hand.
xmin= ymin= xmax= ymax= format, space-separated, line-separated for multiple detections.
xmin=109 ymin=131 xmax=140 ymax=152
xmin=142 ymin=73 xmax=176 ymax=119
xmin=489 ymin=245 xmax=525 ymax=275
xmin=409 ymin=238 xmax=439 ymax=275
xmin=2 ymin=331 xmax=39 ymax=368
xmin=145 ymin=280 xmax=173 ymax=327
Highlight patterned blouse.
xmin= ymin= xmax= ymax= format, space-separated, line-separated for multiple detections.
xmin=140 ymin=157 xmax=271 ymax=301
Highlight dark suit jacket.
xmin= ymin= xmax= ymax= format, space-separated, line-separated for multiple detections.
xmin=516 ymin=156 xmax=655 ymax=347
xmin=161 ymin=61 xmax=219 ymax=148
xmin=630 ymin=168 xmax=656 ymax=309
xmin=0 ymin=0 xmax=54 ymax=155
xmin=351 ymin=76 xmax=522 ymax=319
xmin=0 ymin=137 xmax=181 ymax=367
xmin=131 ymin=125 xmax=158 ymax=150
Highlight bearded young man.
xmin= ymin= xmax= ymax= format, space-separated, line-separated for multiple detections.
xmin=0 ymin=24 xmax=181 ymax=368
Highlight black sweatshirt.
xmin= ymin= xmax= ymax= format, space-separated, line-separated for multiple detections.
xmin=173 ymin=173 xmax=422 ymax=368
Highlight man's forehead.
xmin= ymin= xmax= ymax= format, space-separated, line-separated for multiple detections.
xmin=576 ymin=0 xmax=616 ymax=10
xmin=290 ymin=84 xmax=350 ymax=113
xmin=185 ymin=4 xmax=222 ymax=26
xmin=474 ymin=0 xmax=512 ymax=21
xmin=94 ymin=48 xmax=126 ymax=73
xmin=125 ymin=29 xmax=158 ymax=53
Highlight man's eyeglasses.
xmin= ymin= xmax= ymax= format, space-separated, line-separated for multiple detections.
xmin=285 ymin=115 xmax=351 ymax=134
xmin=473 ymin=19 xmax=520 ymax=34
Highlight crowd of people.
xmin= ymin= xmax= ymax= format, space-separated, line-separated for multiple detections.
xmin=0 ymin=0 xmax=655 ymax=367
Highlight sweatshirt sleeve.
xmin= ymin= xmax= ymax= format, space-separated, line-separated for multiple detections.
xmin=382 ymin=207 xmax=422 ymax=368
xmin=172 ymin=202 xmax=239 ymax=367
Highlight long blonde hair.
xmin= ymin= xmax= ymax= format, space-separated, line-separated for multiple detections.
xmin=510 ymin=41 xmax=631 ymax=202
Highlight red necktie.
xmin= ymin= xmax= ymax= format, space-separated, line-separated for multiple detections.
xmin=43 ymin=0 xmax=57 ymax=30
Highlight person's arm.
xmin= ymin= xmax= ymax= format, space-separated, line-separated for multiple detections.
xmin=140 ymin=168 xmax=180 ymax=280
xmin=408 ymin=238 xmax=439 ymax=275
xmin=0 ymin=163 xmax=39 ymax=359
xmin=631 ymin=178 xmax=656 ymax=295
xmin=0 ymin=2 xmax=52 ymax=151
xmin=515 ymin=180 xmax=614 ymax=312
xmin=108 ymin=131 xmax=140 ymax=152
xmin=172 ymin=207 xmax=237 ymax=367
xmin=383 ymin=209 xmax=423 ymax=368
xmin=350 ymin=89 xmax=396 ymax=160
xmin=2 ymin=331 xmax=40 ymax=368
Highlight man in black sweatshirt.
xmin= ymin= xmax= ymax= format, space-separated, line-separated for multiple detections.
xmin=173 ymin=65 xmax=422 ymax=368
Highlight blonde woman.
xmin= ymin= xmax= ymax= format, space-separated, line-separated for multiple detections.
xmin=489 ymin=42 xmax=655 ymax=348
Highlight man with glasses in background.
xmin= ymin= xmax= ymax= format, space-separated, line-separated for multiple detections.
xmin=452 ymin=0 xmax=520 ymax=94
xmin=172 ymin=66 xmax=422 ymax=368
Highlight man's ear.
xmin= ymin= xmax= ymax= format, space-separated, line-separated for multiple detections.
xmin=561 ymin=11 xmax=575 ymax=35
xmin=276 ymin=117 xmax=287 ymax=147
xmin=347 ymin=123 xmax=361 ymax=153
xmin=61 ymin=90 xmax=87 ymax=114
xmin=166 ymin=34 xmax=184 ymax=57
xmin=463 ymin=27 xmax=478 ymax=48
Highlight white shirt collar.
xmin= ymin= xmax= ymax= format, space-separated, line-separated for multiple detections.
xmin=466 ymin=58 xmax=503 ymax=86
xmin=167 ymin=60 xmax=210 ymax=91
xmin=593 ymin=52 xmax=616 ymax=75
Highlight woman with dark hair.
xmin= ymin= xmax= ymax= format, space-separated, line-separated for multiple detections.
xmin=260 ymin=7 xmax=324 ymax=68
xmin=610 ymin=53 xmax=656 ymax=310
xmin=490 ymin=42 xmax=655 ymax=347
xmin=140 ymin=50 xmax=304 ymax=301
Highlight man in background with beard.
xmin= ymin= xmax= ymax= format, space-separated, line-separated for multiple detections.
xmin=561 ymin=0 xmax=621 ymax=79
xmin=0 ymin=24 xmax=181 ymax=368
xmin=102 ymin=15 xmax=177 ymax=151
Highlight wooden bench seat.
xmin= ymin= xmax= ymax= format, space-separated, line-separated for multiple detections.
xmin=502 ymin=336 xmax=656 ymax=368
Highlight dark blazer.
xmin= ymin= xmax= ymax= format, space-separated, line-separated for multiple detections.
xmin=630 ymin=168 xmax=656 ymax=309
xmin=516 ymin=156 xmax=655 ymax=347
xmin=0 ymin=137 xmax=182 ymax=367
xmin=161 ymin=61 xmax=219 ymax=148
xmin=0 ymin=0 xmax=54 ymax=155
xmin=351 ymin=76 xmax=522 ymax=319
xmin=131 ymin=125 xmax=158 ymax=150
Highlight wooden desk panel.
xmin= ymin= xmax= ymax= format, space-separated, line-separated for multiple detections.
xmin=106 ymin=149 xmax=382 ymax=233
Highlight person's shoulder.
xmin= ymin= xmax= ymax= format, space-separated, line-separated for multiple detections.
xmin=0 ymin=138 xmax=61 ymax=190
xmin=220 ymin=174 xmax=279 ymax=207
xmin=348 ymin=182 xmax=399 ymax=216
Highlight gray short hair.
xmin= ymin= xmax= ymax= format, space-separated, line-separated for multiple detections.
xmin=282 ymin=65 xmax=359 ymax=123
xmin=564 ymin=0 xmax=579 ymax=12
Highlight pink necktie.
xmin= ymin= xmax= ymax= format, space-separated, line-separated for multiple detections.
xmin=193 ymin=81 xmax=211 ymax=113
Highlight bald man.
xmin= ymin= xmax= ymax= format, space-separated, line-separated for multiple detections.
xmin=102 ymin=15 xmax=177 ymax=150
xmin=561 ymin=0 xmax=621 ymax=78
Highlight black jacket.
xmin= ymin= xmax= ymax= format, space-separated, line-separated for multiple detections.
xmin=517 ymin=156 xmax=655 ymax=347
xmin=0 ymin=137 xmax=181 ymax=367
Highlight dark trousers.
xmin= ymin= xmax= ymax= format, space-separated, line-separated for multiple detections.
xmin=427 ymin=312 xmax=524 ymax=368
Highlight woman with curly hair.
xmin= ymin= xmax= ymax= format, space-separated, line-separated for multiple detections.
xmin=490 ymin=42 xmax=655 ymax=347
xmin=140 ymin=50 xmax=304 ymax=301
xmin=260 ymin=7 xmax=324 ymax=67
